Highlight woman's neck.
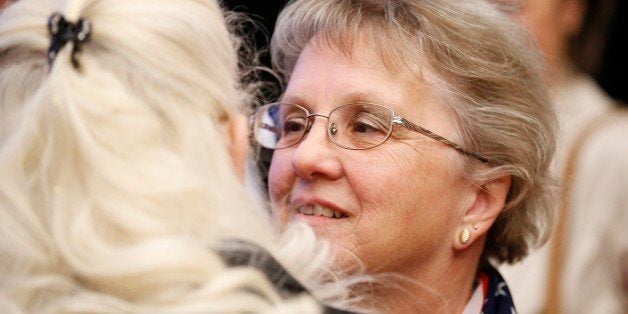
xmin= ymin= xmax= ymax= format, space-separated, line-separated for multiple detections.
xmin=364 ymin=240 xmax=484 ymax=313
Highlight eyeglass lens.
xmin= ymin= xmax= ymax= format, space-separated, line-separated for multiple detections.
xmin=253 ymin=103 xmax=394 ymax=150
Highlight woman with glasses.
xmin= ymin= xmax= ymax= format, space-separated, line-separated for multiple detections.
xmin=251 ymin=0 xmax=557 ymax=312
xmin=0 ymin=0 xmax=363 ymax=312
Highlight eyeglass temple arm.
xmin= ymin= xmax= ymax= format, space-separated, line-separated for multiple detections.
xmin=393 ymin=117 xmax=491 ymax=163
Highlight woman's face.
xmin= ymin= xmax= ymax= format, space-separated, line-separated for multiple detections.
xmin=268 ymin=41 xmax=474 ymax=274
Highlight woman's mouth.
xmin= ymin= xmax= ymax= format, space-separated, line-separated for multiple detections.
xmin=296 ymin=204 xmax=348 ymax=219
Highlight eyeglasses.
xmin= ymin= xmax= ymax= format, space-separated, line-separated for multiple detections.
xmin=250 ymin=102 xmax=489 ymax=163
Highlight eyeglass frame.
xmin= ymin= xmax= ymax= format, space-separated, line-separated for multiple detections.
xmin=250 ymin=102 xmax=490 ymax=163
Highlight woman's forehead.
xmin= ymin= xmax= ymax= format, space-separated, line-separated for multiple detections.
xmin=282 ymin=40 xmax=435 ymax=109
xmin=306 ymin=32 xmax=427 ymax=77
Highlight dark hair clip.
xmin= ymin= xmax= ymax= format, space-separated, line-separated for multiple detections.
xmin=47 ymin=12 xmax=92 ymax=69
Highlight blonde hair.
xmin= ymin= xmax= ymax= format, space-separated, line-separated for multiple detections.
xmin=0 ymin=0 xmax=362 ymax=312
xmin=272 ymin=0 xmax=557 ymax=264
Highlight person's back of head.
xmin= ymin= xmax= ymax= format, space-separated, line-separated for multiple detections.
xmin=0 ymin=0 xmax=361 ymax=312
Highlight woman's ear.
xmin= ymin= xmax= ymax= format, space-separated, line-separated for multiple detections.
xmin=453 ymin=175 xmax=512 ymax=250
xmin=226 ymin=114 xmax=249 ymax=181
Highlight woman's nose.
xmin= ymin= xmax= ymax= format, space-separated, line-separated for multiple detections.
xmin=290 ymin=117 xmax=343 ymax=181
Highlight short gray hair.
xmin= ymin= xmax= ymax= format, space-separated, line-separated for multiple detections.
xmin=271 ymin=0 xmax=557 ymax=264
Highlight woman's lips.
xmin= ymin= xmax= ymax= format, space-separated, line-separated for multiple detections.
xmin=296 ymin=204 xmax=348 ymax=218
xmin=289 ymin=197 xmax=352 ymax=226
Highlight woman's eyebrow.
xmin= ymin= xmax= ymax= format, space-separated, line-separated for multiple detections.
xmin=279 ymin=91 xmax=390 ymax=110
xmin=346 ymin=91 xmax=388 ymax=105
xmin=279 ymin=94 xmax=307 ymax=106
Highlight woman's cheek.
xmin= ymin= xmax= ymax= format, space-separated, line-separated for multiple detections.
xmin=268 ymin=154 xmax=293 ymax=224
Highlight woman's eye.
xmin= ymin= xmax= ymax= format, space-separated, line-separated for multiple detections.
xmin=283 ymin=119 xmax=305 ymax=134
xmin=353 ymin=121 xmax=377 ymax=133
xmin=351 ymin=117 xmax=387 ymax=134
